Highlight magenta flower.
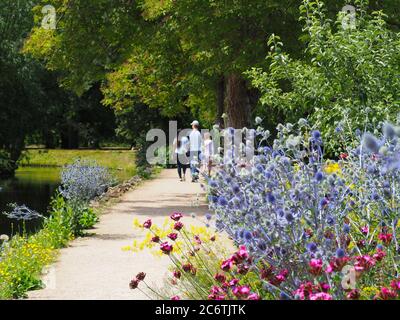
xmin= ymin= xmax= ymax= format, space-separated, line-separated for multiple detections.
xmin=143 ymin=219 xmax=152 ymax=229
xmin=361 ymin=225 xmax=369 ymax=235
xmin=247 ymin=293 xmax=261 ymax=300
xmin=229 ymin=278 xmax=239 ymax=287
xmin=160 ymin=242 xmax=173 ymax=254
xmin=221 ymin=259 xmax=233 ymax=271
xmin=173 ymin=270 xmax=181 ymax=279
xmin=378 ymin=233 xmax=393 ymax=245
xmin=151 ymin=235 xmax=160 ymax=243
xmin=233 ymin=285 xmax=251 ymax=298
xmin=171 ymin=295 xmax=181 ymax=300
xmin=309 ymin=259 xmax=323 ymax=275
xmin=309 ymin=292 xmax=332 ymax=300
xmin=377 ymin=287 xmax=398 ymax=300
xmin=174 ymin=222 xmax=184 ymax=231
xmin=167 ymin=233 xmax=178 ymax=241
xmin=170 ymin=212 xmax=183 ymax=221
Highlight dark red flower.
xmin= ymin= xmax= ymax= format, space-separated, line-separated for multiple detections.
xmin=129 ymin=279 xmax=139 ymax=289
xmin=160 ymin=242 xmax=173 ymax=254
xmin=340 ymin=153 xmax=348 ymax=160
xmin=151 ymin=236 xmax=160 ymax=243
xmin=347 ymin=289 xmax=360 ymax=300
xmin=174 ymin=222 xmax=184 ymax=231
xmin=214 ymin=273 xmax=227 ymax=283
xmin=170 ymin=212 xmax=183 ymax=221
xmin=378 ymin=233 xmax=393 ymax=245
xmin=136 ymin=272 xmax=146 ymax=281
xmin=143 ymin=219 xmax=152 ymax=229
xmin=167 ymin=233 xmax=178 ymax=241
xmin=173 ymin=270 xmax=181 ymax=279
xmin=182 ymin=263 xmax=193 ymax=273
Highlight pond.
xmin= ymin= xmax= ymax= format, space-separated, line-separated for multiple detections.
xmin=0 ymin=167 xmax=133 ymax=236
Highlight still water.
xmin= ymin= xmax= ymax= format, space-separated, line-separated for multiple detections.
xmin=0 ymin=168 xmax=60 ymax=235
xmin=0 ymin=167 xmax=132 ymax=236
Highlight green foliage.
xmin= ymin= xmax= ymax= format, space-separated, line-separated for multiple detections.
xmin=247 ymin=0 xmax=400 ymax=153
xmin=78 ymin=207 xmax=99 ymax=230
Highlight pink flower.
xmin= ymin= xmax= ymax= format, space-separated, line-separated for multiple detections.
xmin=378 ymin=233 xmax=393 ymax=245
xmin=167 ymin=233 xmax=178 ymax=241
xmin=160 ymin=242 xmax=173 ymax=254
xmin=309 ymin=259 xmax=323 ymax=275
xmin=376 ymin=287 xmax=398 ymax=300
xmin=170 ymin=212 xmax=183 ymax=221
xmin=233 ymin=285 xmax=251 ymax=298
xmin=236 ymin=245 xmax=249 ymax=260
xmin=174 ymin=222 xmax=184 ymax=231
xmin=248 ymin=293 xmax=261 ymax=300
xmin=143 ymin=219 xmax=152 ymax=229
xmin=211 ymin=286 xmax=224 ymax=295
xmin=319 ymin=283 xmax=330 ymax=293
xmin=221 ymin=259 xmax=233 ymax=271
xmin=229 ymin=278 xmax=239 ymax=287
xmin=361 ymin=225 xmax=369 ymax=235
xmin=171 ymin=295 xmax=181 ymax=300
xmin=310 ymin=292 xmax=332 ymax=300
xmin=390 ymin=280 xmax=400 ymax=291
xmin=373 ymin=249 xmax=386 ymax=262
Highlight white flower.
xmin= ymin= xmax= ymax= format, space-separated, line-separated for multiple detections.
xmin=255 ymin=117 xmax=263 ymax=125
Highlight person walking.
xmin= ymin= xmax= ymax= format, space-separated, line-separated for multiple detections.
xmin=189 ymin=120 xmax=202 ymax=182
xmin=202 ymin=132 xmax=214 ymax=177
xmin=173 ymin=133 xmax=189 ymax=181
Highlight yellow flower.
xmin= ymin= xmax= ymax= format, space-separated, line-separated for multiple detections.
xmin=324 ymin=162 xmax=341 ymax=175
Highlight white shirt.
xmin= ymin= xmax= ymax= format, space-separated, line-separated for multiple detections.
xmin=189 ymin=130 xmax=202 ymax=152
xmin=174 ymin=137 xmax=189 ymax=155
xmin=203 ymin=139 xmax=214 ymax=159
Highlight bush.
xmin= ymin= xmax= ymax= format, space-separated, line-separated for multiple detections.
xmin=247 ymin=0 xmax=400 ymax=154
xmin=59 ymin=159 xmax=114 ymax=203
xmin=205 ymin=120 xmax=400 ymax=300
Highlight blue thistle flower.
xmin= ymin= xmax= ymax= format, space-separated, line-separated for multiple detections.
xmin=336 ymin=248 xmax=345 ymax=258
xmin=362 ymin=133 xmax=380 ymax=154
xmin=306 ymin=242 xmax=317 ymax=253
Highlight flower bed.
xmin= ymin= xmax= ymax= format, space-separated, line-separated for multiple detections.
xmin=131 ymin=120 xmax=400 ymax=300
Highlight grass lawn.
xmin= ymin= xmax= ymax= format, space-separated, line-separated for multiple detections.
xmin=20 ymin=149 xmax=137 ymax=178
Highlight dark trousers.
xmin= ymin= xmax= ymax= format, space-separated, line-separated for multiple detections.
xmin=177 ymin=155 xmax=189 ymax=179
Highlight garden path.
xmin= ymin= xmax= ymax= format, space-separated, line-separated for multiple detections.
xmin=28 ymin=169 xmax=208 ymax=300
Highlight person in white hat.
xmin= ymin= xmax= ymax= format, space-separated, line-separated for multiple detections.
xmin=189 ymin=120 xmax=202 ymax=182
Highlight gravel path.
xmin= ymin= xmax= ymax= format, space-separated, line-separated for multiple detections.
xmin=28 ymin=169 xmax=208 ymax=300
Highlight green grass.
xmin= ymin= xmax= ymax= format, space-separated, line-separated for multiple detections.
xmin=20 ymin=149 xmax=137 ymax=181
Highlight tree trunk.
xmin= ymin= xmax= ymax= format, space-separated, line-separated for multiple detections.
xmin=225 ymin=74 xmax=251 ymax=128
xmin=216 ymin=75 xmax=225 ymax=128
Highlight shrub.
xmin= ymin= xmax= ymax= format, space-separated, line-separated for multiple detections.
xmin=59 ymin=159 xmax=114 ymax=203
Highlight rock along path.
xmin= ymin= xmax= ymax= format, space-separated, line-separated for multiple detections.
xmin=28 ymin=169 xmax=208 ymax=300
